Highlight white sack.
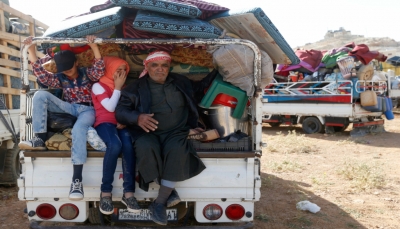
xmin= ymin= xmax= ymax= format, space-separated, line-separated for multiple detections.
xmin=208 ymin=44 xmax=274 ymax=96
xmin=296 ymin=200 xmax=320 ymax=213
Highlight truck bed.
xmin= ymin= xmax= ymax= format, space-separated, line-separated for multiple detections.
xmin=19 ymin=152 xmax=260 ymax=200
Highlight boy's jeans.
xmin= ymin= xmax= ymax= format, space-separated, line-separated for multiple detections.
xmin=32 ymin=91 xmax=95 ymax=164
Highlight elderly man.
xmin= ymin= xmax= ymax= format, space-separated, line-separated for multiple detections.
xmin=115 ymin=51 xmax=216 ymax=225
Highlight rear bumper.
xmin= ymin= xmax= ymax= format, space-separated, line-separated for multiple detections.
xmin=30 ymin=220 xmax=254 ymax=229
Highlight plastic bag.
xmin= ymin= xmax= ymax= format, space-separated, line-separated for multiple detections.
xmin=47 ymin=112 xmax=77 ymax=133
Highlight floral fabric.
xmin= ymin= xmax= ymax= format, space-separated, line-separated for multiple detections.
xmin=42 ymin=44 xmax=121 ymax=73
xmin=45 ymin=128 xmax=106 ymax=151
xmin=171 ymin=46 xmax=214 ymax=68
xmin=111 ymin=0 xmax=202 ymax=18
xmin=133 ymin=10 xmax=222 ymax=38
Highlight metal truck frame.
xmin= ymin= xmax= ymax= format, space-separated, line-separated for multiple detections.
xmin=262 ymin=79 xmax=387 ymax=136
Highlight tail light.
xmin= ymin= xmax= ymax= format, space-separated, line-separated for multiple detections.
xmin=36 ymin=204 xmax=57 ymax=220
xmin=59 ymin=204 xmax=79 ymax=220
xmin=225 ymin=204 xmax=245 ymax=220
xmin=203 ymin=204 xmax=223 ymax=220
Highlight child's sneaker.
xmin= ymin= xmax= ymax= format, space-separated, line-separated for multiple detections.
xmin=69 ymin=179 xmax=84 ymax=201
xmin=99 ymin=194 xmax=114 ymax=215
xmin=18 ymin=137 xmax=46 ymax=150
xmin=121 ymin=195 xmax=140 ymax=213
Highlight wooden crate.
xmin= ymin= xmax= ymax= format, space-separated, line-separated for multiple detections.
xmin=0 ymin=2 xmax=48 ymax=109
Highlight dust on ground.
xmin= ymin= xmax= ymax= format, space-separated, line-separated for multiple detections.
xmin=2 ymin=114 xmax=400 ymax=229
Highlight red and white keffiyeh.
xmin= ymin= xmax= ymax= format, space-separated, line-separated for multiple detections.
xmin=139 ymin=51 xmax=172 ymax=78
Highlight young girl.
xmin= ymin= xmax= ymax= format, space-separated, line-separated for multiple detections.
xmin=91 ymin=56 xmax=139 ymax=215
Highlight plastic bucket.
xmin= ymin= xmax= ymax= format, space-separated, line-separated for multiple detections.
xmin=384 ymin=97 xmax=394 ymax=120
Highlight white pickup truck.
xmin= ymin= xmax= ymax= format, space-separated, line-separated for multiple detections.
xmin=17 ymin=38 xmax=264 ymax=228
xmin=387 ymin=75 xmax=400 ymax=108
xmin=262 ymin=79 xmax=388 ymax=136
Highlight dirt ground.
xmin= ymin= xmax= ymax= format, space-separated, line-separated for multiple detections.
xmin=1 ymin=114 xmax=400 ymax=229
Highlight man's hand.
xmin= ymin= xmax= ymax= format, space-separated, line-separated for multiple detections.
xmin=86 ymin=35 xmax=97 ymax=47
xmin=189 ymin=127 xmax=205 ymax=135
xmin=23 ymin=36 xmax=38 ymax=63
xmin=137 ymin=113 xmax=158 ymax=132
xmin=116 ymin=123 xmax=125 ymax=129
xmin=86 ymin=35 xmax=101 ymax=59
xmin=114 ymin=70 xmax=127 ymax=90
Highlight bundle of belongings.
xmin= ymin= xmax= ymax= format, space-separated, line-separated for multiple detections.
xmin=39 ymin=0 xmax=301 ymax=148
xmin=273 ymin=40 xmax=394 ymax=119
xmin=275 ymin=42 xmax=388 ymax=83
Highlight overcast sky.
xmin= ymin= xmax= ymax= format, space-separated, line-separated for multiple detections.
xmin=10 ymin=0 xmax=400 ymax=47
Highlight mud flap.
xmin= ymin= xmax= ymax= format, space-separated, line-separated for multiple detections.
xmin=350 ymin=125 xmax=386 ymax=137
xmin=0 ymin=147 xmax=6 ymax=174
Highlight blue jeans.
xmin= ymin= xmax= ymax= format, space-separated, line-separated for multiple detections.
xmin=32 ymin=91 xmax=95 ymax=164
xmin=95 ymin=123 xmax=136 ymax=193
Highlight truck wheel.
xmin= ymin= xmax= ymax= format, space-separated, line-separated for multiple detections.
xmin=302 ymin=117 xmax=323 ymax=134
xmin=268 ymin=122 xmax=282 ymax=127
xmin=0 ymin=143 xmax=20 ymax=184
xmin=333 ymin=124 xmax=349 ymax=132
xmin=88 ymin=207 xmax=102 ymax=224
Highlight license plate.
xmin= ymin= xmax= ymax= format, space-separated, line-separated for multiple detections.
xmin=118 ymin=208 xmax=178 ymax=221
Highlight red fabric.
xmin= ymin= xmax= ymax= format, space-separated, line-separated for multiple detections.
xmin=92 ymin=82 xmax=117 ymax=127
xmin=295 ymin=49 xmax=323 ymax=69
xmin=122 ymin=15 xmax=175 ymax=53
xmin=348 ymin=44 xmax=387 ymax=65
xmin=344 ymin=42 xmax=356 ymax=48
xmin=60 ymin=44 xmax=91 ymax=54
xmin=100 ymin=56 xmax=130 ymax=90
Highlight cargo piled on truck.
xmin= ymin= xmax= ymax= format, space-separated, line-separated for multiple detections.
xmin=262 ymin=42 xmax=396 ymax=136
xmin=15 ymin=0 xmax=300 ymax=227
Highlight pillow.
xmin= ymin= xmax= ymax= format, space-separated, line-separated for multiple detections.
xmin=209 ymin=8 xmax=299 ymax=65
xmin=87 ymin=127 xmax=107 ymax=151
xmin=111 ymin=0 xmax=201 ymax=18
xmin=41 ymin=7 xmax=125 ymax=48
xmin=133 ymin=10 xmax=222 ymax=38
xmin=178 ymin=0 xmax=229 ymax=20
xmin=90 ymin=0 xmax=116 ymax=13
xmin=45 ymin=128 xmax=98 ymax=151
xmin=122 ymin=15 xmax=175 ymax=53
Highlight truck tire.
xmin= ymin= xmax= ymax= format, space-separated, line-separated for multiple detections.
xmin=0 ymin=143 xmax=20 ymax=184
xmin=302 ymin=117 xmax=323 ymax=134
xmin=88 ymin=207 xmax=102 ymax=224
